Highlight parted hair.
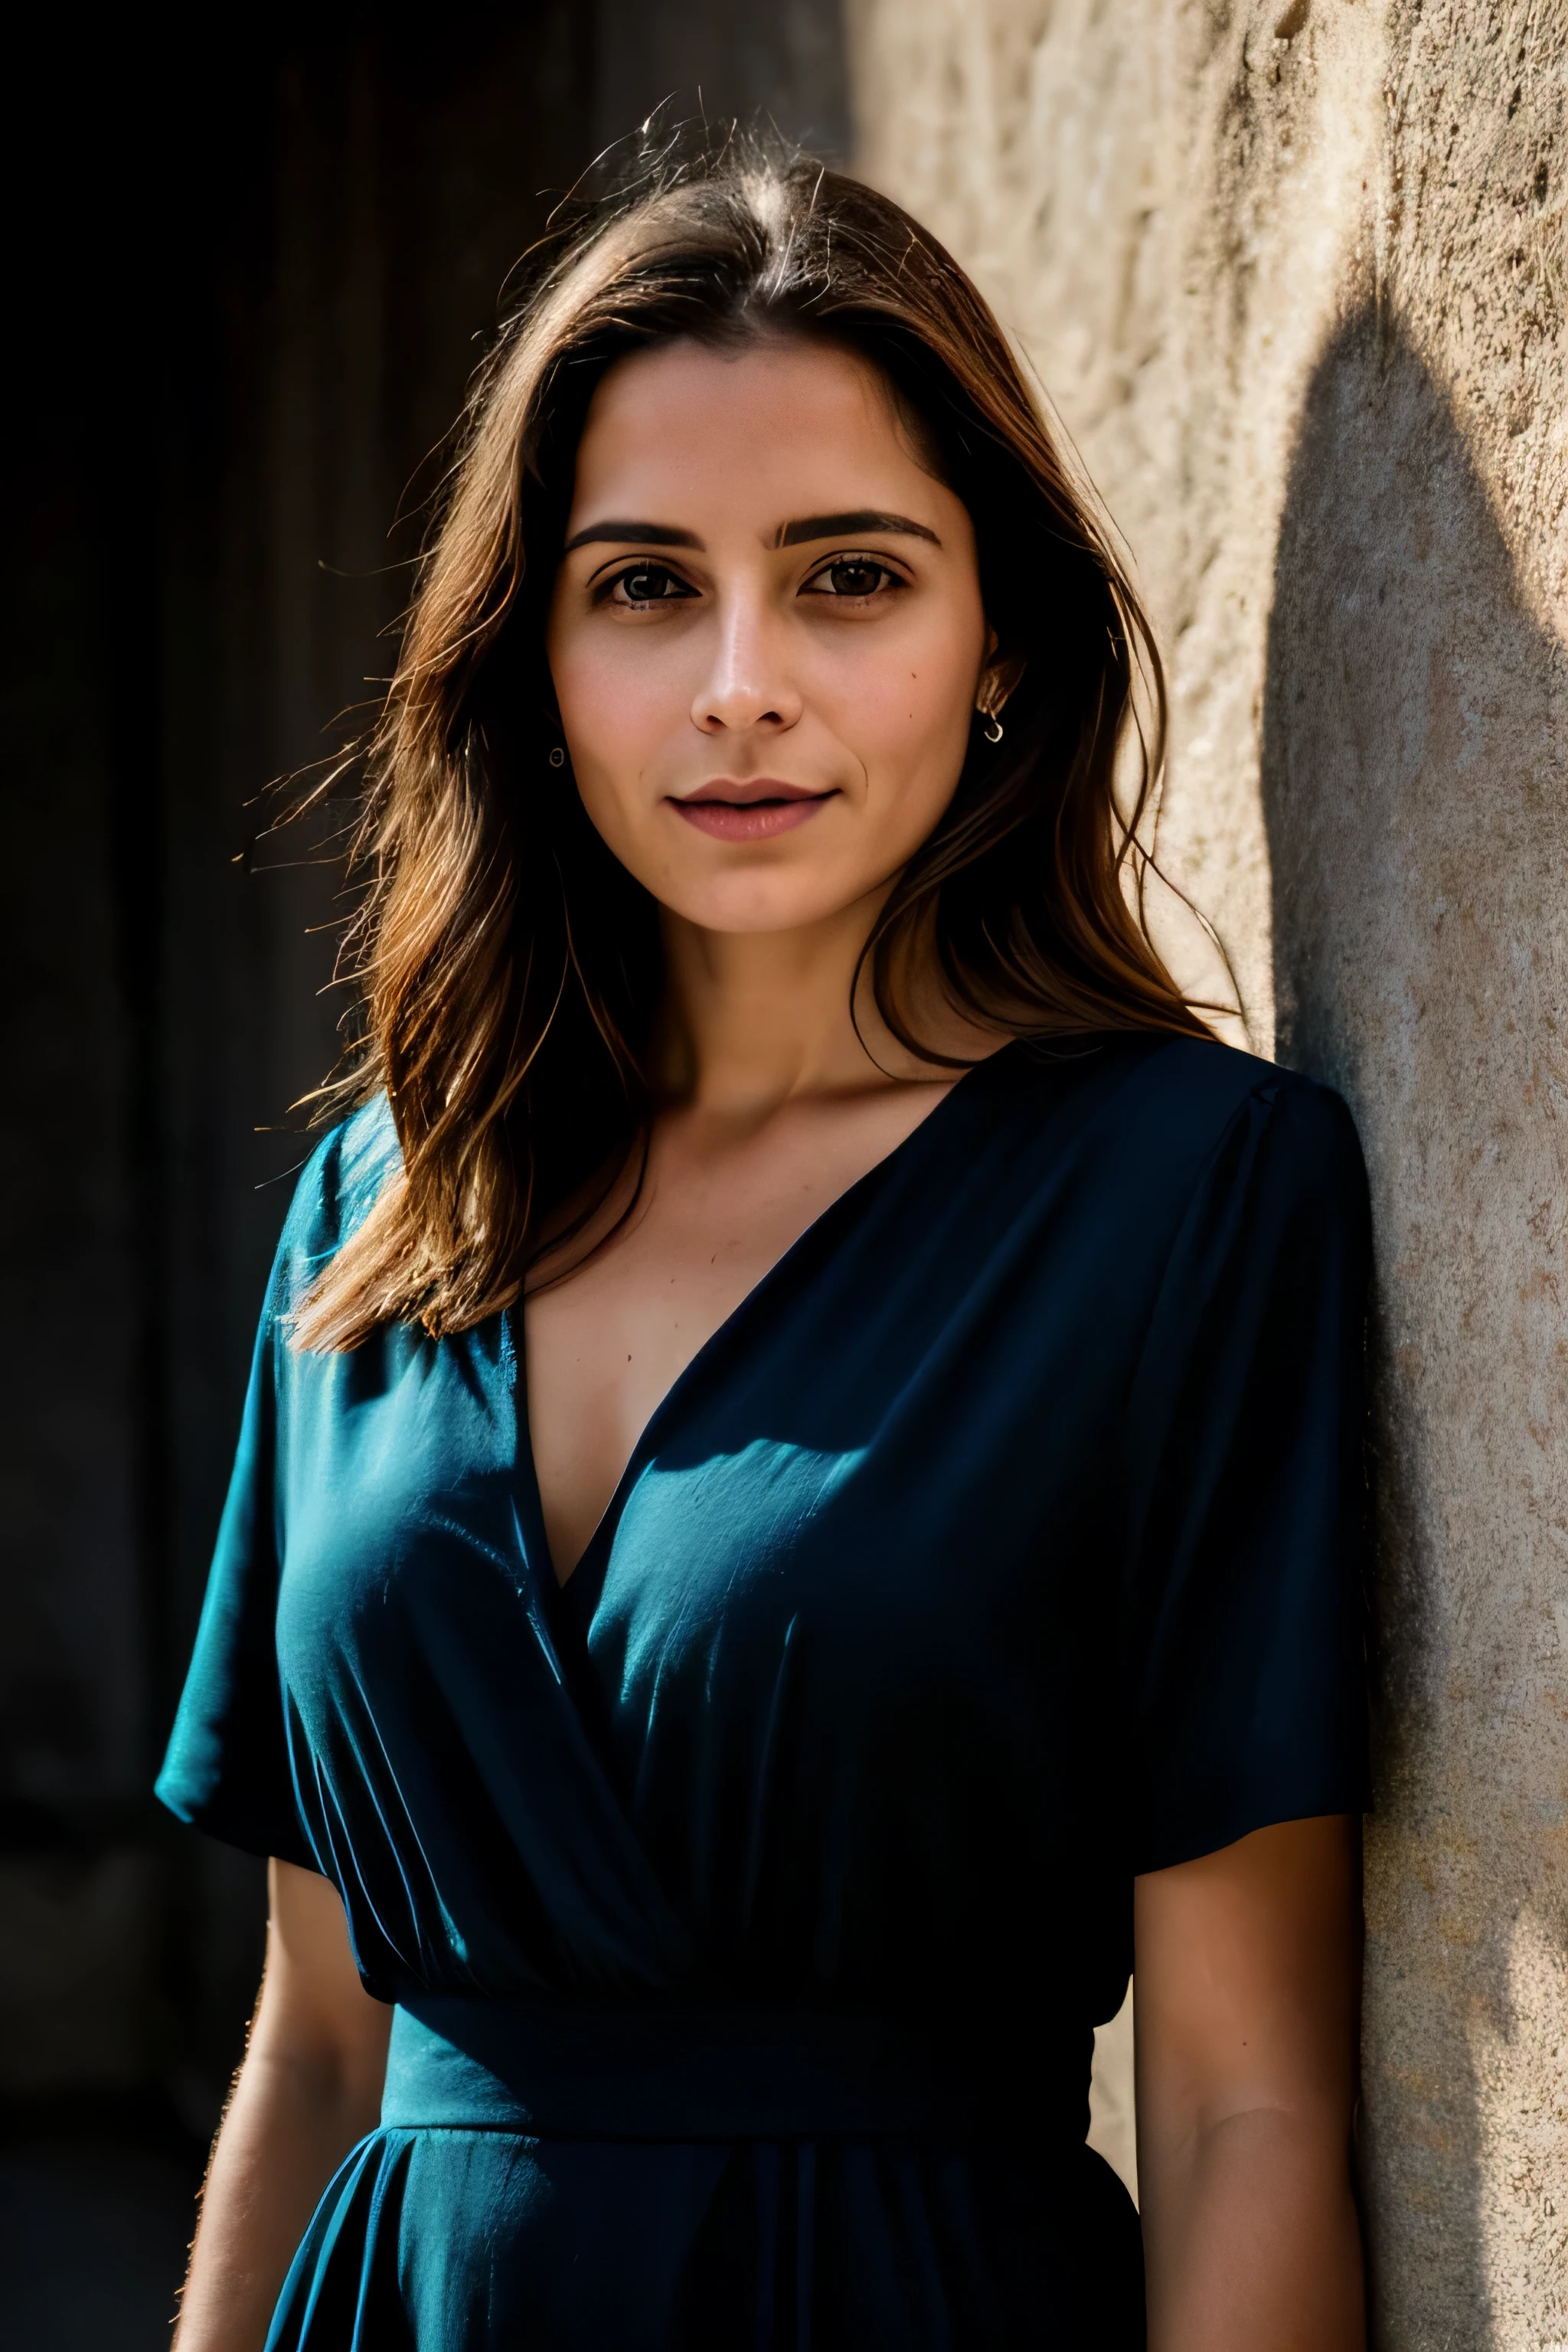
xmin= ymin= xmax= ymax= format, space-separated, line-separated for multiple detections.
xmin=292 ymin=124 xmax=1210 ymax=1354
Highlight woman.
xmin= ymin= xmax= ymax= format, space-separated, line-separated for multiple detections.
xmin=159 ymin=130 xmax=1370 ymax=2350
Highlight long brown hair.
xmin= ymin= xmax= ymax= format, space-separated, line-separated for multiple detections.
xmin=294 ymin=125 xmax=1210 ymax=1354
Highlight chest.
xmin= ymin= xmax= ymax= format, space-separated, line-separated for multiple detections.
xmin=277 ymin=1189 xmax=1122 ymax=1746
xmin=271 ymin=1078 xmax=1153 ymax=1909
xmin=522 ymin=1089 xmax=956 ymax=1581
xmin=269 ymin=1162 xmax=1135 ymax=2009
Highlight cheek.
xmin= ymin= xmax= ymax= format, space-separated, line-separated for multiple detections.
xmin=552 ymin=636 xmax=674 ymax=766
xmin=547 ymin=630 xmax=689 ymax=855
xmin=833 ymin=622 xmax=982 ymax=810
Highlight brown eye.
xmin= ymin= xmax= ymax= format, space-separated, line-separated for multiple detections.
xmin=811 ymin=558 xmax=893 ymax=599
xmin=615 ymin=564 xmax=689 ymax=605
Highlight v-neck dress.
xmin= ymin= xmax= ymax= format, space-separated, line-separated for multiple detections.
xmin=157 ymin=1034 xmax=1370 ymax=2350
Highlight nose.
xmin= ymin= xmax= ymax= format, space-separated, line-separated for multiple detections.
xmin=691 ymin=588 xmax=803 ymax=737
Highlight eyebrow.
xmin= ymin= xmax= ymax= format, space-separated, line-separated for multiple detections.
xmin=776 ymin=510 xmax=941 ymax=549
xmin=561 ymin=520 xmax=705 ymax=554
xmin=559 ymin=508 xmax=942 ymax=557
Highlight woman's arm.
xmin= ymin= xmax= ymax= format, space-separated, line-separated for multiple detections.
xmin=1135 ymin=1815 xmax=1365 ymax=2352
xmin=174 ymin=1859 xmax=393 ymax=2351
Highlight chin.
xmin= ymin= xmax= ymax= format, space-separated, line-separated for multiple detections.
xmin=658 ymin=867 xmax=869 ymax=936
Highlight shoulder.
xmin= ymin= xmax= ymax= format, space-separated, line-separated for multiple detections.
xmin=271 ymin=1098 xmax=402 ymax=1313
xmin=993 ymin=1031 xmax=1367 ymax=1218
xmin=1112 ymin=1031 xmax=1359 ymax=1158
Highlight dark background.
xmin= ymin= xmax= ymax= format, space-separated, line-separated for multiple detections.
xmin=0 ymin=7 xmax=847 ymax=2341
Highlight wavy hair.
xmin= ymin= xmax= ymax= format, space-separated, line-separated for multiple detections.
xmin=293 ymin=126 xmax=1211 ymax=1352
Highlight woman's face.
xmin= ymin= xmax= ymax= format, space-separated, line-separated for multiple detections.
xmin=546 ymin=334 xmax=991 ymax=937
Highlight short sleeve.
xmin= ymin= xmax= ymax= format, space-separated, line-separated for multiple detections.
xmin=155 ymin=1106 xmax=397 ymax=1867
xmin=1119 ymin=1073 xmax=1371 ymax=1875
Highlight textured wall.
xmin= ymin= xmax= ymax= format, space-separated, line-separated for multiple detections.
xmin=848 ymin=2 xmax=1566 ymax=2342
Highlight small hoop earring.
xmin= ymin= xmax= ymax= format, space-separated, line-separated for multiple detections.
xmin=981 ymin=711 xmax=1004 ymax=744
xmin=548 ymin=745 xmax=566 ymax=769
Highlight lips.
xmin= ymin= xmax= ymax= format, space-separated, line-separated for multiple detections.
xmin=668 ymin=779 xmax=836 ymax=842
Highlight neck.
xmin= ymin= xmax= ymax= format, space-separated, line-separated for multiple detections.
xmin=657 ymin=891 xmax=937 ymax=1120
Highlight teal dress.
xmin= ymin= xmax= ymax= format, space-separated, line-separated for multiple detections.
xmin=157 ymin=1034 xmax=1370 ymax=2349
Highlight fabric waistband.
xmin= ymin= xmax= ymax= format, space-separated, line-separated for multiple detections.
xmin=382 ymin=1995 xmax=1076 ymax=2143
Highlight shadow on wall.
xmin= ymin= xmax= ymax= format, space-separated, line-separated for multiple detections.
xmin=1262 ymin=307 xmax=1566 ymax=2344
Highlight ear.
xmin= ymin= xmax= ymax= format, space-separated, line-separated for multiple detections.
xmin=977 ymin=645 xmax=1027 ymax=717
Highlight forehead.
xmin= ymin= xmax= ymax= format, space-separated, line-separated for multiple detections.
xmin=567 ymin=335 xmax=938 ymax=516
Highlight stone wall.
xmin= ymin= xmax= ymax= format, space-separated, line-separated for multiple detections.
xmin=848 ymin=2 xmax=1567 ymax=2341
